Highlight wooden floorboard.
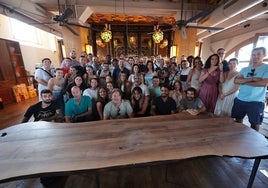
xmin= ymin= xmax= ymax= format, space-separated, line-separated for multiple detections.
xmin=0 ymin=98 xmax=267 ymax=188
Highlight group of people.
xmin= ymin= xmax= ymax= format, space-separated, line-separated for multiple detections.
xmin=22 ymin=47 xmax=268 ymax=132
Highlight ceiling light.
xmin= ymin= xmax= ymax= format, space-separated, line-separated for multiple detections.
xmin=101 ymin=29 xmax=112 ymax=43
xmin=159 ymin=38 xmax=168 ymax=48
xmin=152 ymin=29 xmax=164 ymax=44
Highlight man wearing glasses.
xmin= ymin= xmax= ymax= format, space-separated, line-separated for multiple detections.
xmin=231 ymin=47 xmax=268 ymax=131
xmin=103 ymin=88 xmax=133 ymax=120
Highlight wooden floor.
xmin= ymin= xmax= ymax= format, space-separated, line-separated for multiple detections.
xmin=0 ymin=98 xmax=268 ymax=188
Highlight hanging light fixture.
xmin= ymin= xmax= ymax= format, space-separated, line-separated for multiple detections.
xmin=152 ymin=29 xmax=164 ymax=44
xmin=113 ymin=39 xmax=118 ymax=48
xmin=101 ymin=24 xmax=112 ymax=43
xmin=159 ymin=38 xmax=168 ymax=48
xmin=96 ymin=37 xmax=105 ymax=48
xmin=129 ymin=33 xmax=136 ymax=45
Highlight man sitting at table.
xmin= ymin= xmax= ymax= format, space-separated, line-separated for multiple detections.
xmin=103 ymin=88 xmax=133 ymax=120
xmin=21 ymin=89 xmax=63 ymax=123
xmin=21 ymin=89 xmax=63 ymax=187
xmin=150 ymin=84 xmax=177 ymax=115
xmin=179 ymin=87 xmax=206 ymax=115
xmin=65 ymin=86 xmax=94 ymax=122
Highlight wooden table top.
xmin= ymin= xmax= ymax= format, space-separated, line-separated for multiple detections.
xmin=0 ymin=113 xmax=268 ymax=183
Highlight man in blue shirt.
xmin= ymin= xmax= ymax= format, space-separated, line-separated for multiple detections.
xmin=231 ymin=47 xmax=268 ymax=131
xmin=65 ymin=86 xmax=94 ymax=122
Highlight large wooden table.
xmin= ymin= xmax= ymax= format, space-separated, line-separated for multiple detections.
xmin=0 ymin=114 xmax=268 ymax=188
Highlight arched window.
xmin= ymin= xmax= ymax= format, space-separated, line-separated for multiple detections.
xmin=225 ymin=33 xmax=268 ymax=71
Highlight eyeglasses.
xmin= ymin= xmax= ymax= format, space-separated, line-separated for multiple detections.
xmin=247 ymin=68 xmax=255 ymax=77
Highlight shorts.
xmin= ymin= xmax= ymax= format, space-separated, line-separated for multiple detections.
xmin=231 ymin=98 xmax=265 ymax=125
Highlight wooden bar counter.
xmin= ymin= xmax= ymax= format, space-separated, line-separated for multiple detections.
xmin=0 ymin=113 xmax=268 ymax=187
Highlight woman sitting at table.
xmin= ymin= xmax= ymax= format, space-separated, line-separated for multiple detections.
xmin=94 ymin=87 xmax=110 ymax=120
xmin=130 ymin=86 xmax=150 ymax=117
xmin=103 ymin=88 xmax=133 ymax=120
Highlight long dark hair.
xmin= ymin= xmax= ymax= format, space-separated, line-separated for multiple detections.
xmin=204 ymin=54 xmax=220 ymax=69
xmin=96 ymin=87 xmax=110 ymax=103
xmin=131 ymin=86 xmax=144 ymax=109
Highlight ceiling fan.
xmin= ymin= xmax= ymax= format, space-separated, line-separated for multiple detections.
xmin=29 ymin=0 xmax=100 ymax=36
xmin=148 ymin=0 xmax=224 ymax=39
xmin=51 ymin=7 xmax=80 ymax=36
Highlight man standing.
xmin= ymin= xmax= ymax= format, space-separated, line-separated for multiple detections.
xmin=231 ymin=47 xmax=268 ymax=131
xmin=34 ymin=58 xmax=55 ymax=101
xmin=150 ymin=84 xmax=177 ymax=115
xmin=112 ymin=58 xmax=130 ymax=83
xmin=217 ymin=48 xmax=229 ymax=72
xmin=61 ymin=49 xmax=80 ymax=68
xmin=179 ymin=87 xmax=206 ymax=116
xmin=22 ymin=89 xmax=62 ymax=123
xmin=149 ymin=76 xmax=161 ymax=101
xmin=65 ymin=86 xmax=94 ymax=122
xmin=132 ymin=73 xmax=150 ymax=97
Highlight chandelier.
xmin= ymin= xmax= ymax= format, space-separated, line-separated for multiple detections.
xmin=152 ymin=29 xmax=164 ymax=44
xmin=101 ymin=29 xmax=112 ymax=43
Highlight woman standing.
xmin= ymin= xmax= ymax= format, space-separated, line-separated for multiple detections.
xmin=214 ymin=58 xmax=239 ymax=116
xmin=84 ymin=65 xmax=97 ymax=87
xmin=199 ymin=54 xmax=224 ymax=113
xmin=106 ymin=81 xmax=114 ymax=100
xmin=186 ymin=56 xmax=203 ymax=92
xmin=65 ymin=75 xmax=88 ymax=100
xmin=179 ymin=60 xmax=191 ymax=91
xmin=83 ymin=78 xmax=99 ymax=103
xmin=169 ymin=81 xmax=185 ymax=110
xmin=48 ymin=68 xmax=65 ymax=100
xmin=128 ymin=64 xmax=140 ymax=84
xmin=168 ymin=62 xmax=180 ymax=89
xmin=115 ymin=71 xmax=132 ymax=100
xmin=144 ymin=60 xmax=157 ymax=87
xmin=64 ymin=65 xmax=79 ymax=86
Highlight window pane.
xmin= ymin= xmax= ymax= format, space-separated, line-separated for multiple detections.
xmin=238 ymin=43 xmax=253 ymax=61
xmin=10 ymin=18 xmax=38 ymax=44
xmin=256 ymin=36 xmax=268 ymax=59
xmin=225 ymin=52 xmax=235 ymax=61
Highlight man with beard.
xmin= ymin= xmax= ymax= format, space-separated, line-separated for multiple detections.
xmin=150 ymin=84 xmax=177 ymax=115
xmin=21 ymin=89 xmax=62 ymax=123
xmin=61 ymin=49 xmax=80 ymax=68
xmin=21 ymin=89 xmax=63 ymax=187
xmin=179 ymin=87 xmax=206 ymax=116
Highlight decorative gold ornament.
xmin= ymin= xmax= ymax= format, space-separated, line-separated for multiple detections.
xmin=152 ymin=29 xmax=164 ymax=44
xmin=113 ymin=39 xmax=118 ymax=48
xmin=101 ymin=29 xmax=112 ymax=43
xmin=159 ymin=38 xmax=168 ymax=48
xmin=96 ymin=38 xmax=105 ymax=48
xmin=129 ymin=35 xmax=136 ymax=45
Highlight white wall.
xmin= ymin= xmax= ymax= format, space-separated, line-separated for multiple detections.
xmin=0 ymin=14 xmax=60 ymax=75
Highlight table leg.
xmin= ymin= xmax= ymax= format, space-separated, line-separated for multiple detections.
xmin=96 ymin=172 xmax=100 ymax=188
xmin=247 ymin=158 xmax=261 ymax=188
